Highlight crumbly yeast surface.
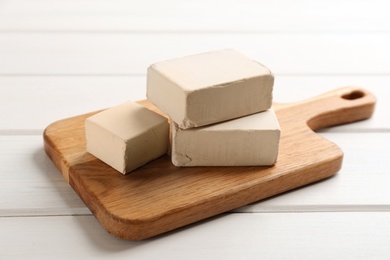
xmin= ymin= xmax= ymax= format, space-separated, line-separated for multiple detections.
xmin=147 ymin=49 xmax=274 ymax=129
xmin=171 ymin=108 xmax=281 ymax=166
xmin=85 ymin=101 xmax=169 ymax=174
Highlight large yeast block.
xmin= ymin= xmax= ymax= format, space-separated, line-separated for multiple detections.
xmin=85 ymin=101 xmax=169 ymax=174
xmin=147 ymin=49 xmax=274 ymax=129
xmin=171 ymin=109 xmax=281 ymax=166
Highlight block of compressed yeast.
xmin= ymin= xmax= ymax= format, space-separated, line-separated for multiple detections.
xmin=85 ymin=101 xmax=169 ymax=174
xmin=171 ymin=108 xmax=280 ymax=166
xmin=147 ymin=49 xmax=274 ymax=129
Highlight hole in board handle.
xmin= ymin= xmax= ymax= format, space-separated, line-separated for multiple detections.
xmin=341 ymin=90 xmax=365 ymax=100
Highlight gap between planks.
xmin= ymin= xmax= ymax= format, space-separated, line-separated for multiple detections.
xmin=2 ymin=205 xmax=390 ymax=218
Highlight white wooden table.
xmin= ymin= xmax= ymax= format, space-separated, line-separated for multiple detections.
xmin=1 ymin=1 xmax=390 ymax=259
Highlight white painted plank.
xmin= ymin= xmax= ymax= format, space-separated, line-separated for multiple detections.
xmin=1 ymin=0 xmax=390 ymax=32
xmin=1 ymin=213 xmax=390 ymax=259
xmin=0 ymin=136 xmax=90 ymax=216
xmin=0 ymin=76 xmax=386 ymax=132
xmin=1 ymin=133 xmax=390 ymax=217
xmin=235 ymin=132 xmax=390 ymax=213
xmin=1 ymin=33 xmax=390 ymax=75
xmin=0 ymin=76 xmax=146 ymax=134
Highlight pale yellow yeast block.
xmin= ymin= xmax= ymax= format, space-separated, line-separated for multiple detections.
xmin=171 ymin=109 xmax=281 ymax=166
xmin=147 ymin=49 xmax=274 ymax=129
xmin=85 ymin=101 xmax=169 ymax=174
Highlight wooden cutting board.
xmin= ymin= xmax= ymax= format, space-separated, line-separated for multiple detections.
xmin=44 ymin=87 xmax=376 ymax=240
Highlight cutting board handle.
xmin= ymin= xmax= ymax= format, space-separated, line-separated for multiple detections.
xmin=274 ymin=86 xmax=376 ymax=131
xmin=43 ymin=86 xmax=377 ymax=240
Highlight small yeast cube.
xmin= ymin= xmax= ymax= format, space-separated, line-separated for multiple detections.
xmin=85 ymin=101 xmax=169 ymax=174
xmin=171 ymin=109 xmax=280 ymax=166
xmin=147 ymin=49 xmax=274 ymax=129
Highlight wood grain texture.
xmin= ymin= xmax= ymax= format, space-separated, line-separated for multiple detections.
xmin=4 ymin=132 xmax=390 ymax=218
xmin=0 ymin=136 xmax=91 ymax=217
xmin=43 ymin=87 xmax=376 ymax=240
